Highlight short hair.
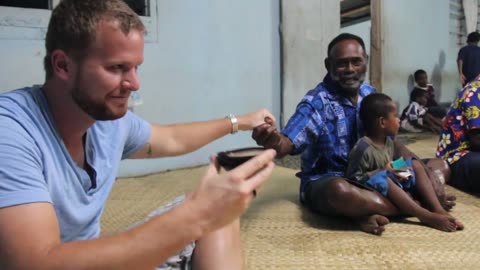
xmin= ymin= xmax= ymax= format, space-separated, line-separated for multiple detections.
xmin=44 ymin=0 xmax=145 ymax=80
xmin=410 ymin=87 xmax=427 ymax=102
xmin=360 ymin=93 xmax=394 ymax=134
xmin=413 ymin=69 xmax=427 ymax=81
xmin=327 ymin=33 xmax=366 ymax=57
xmin=467 ymin=31 xmax=480 ymax=43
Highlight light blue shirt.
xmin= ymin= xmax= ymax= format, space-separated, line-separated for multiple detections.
xmin=0 ymin=86 xmax=151 ymax=241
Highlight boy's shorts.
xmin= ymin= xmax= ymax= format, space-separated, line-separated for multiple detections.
xmin=364 ymin=158 xmax=416 ymax=196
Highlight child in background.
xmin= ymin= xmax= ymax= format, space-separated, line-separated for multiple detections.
xmin=400 ymin=88 xmax=443 ymax=133
xmin=413 ymin=69 xmax=447 ymax=118
xmin=346 ymin=93 xmax=462 ymax=232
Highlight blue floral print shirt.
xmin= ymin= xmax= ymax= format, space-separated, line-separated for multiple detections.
xmin=281 ymin=75 xmax=376 ymax=202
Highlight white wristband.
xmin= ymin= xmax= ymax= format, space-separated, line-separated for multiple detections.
xmin=226 ymin=114 xmax=239 ymax=134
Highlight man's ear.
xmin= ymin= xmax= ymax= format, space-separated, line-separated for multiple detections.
xmin=51 ymin=50 xmax=71 ymax=80
xmin=324 ymin=57 xmax=330 ymax=71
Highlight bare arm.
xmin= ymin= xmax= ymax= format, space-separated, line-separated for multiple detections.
xmin=129 ymin=109 xmax=275 ymax=158
xmin=457 ymin=59 xmax=466 ymax=85
xmin=0 ymin=202 xmax=204 ymax=270
xmin=0 ymin=150 xmax=276 ymax=270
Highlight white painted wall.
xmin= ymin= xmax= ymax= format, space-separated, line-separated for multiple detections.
xmin=382 ymin=0 xmax=461 ymax=113
xmin=0 ymin=1 xmax=281 ymax=177
xmin=281 ymin=0 xmax=339 ymax=126
xmin=342 ymin=20 xmax=371 ymax=84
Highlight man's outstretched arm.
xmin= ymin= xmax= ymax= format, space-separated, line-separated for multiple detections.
xmin=129 ymin=109 xmax=276 ymax=159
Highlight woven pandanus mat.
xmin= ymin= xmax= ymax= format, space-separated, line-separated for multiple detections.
xmin=102 ymin=166 xmax=480 ymax=270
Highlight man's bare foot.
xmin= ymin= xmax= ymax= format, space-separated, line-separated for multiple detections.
xmin=439 ymin=194 xmax=456 ymax=211
xmin=420 ymin=212 xmax=457 ymax=232
xmin=357 ymin=215 xmax=389 ymax=235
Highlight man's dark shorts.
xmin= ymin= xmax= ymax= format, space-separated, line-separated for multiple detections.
xmin=450 ymin=152 xmax=480 ymax=193
xmin=303 ymin=175 xmax=374 ymax=214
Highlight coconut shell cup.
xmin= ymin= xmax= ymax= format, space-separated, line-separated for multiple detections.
xmin=217 ymin=147 xmax=266 ymax=171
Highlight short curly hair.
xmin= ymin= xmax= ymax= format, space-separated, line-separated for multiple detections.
xmin=360 ymin=93 xmax=395 ymax=134
xmin=44 ymin=0 xmax=145 ymax=80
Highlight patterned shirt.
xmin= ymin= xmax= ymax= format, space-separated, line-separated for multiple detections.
xmin=436 ymin=80 xmax=480 ymax=164
xmin=282 ymin=75 xmax=376 ymax=201
xmin=400 ymin=101 xmax=426 ymax=133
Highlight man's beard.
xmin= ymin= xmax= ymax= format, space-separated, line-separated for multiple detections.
xmin=71 ymin=86 xmax=126 ymax=121
xmin=333 ymin=72 xmax=366 ymax=98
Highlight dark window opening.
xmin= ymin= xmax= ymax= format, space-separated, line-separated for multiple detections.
xmin=341 ymin=0 xmax=371 ymax=27
xmin=0 ymin=0 xmax=50 ymax=9
xmin=123 ymin=0 xmax=149 ymax=17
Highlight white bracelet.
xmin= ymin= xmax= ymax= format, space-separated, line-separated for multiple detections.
xmin=226 ymin=114 xmax=239 ymax=134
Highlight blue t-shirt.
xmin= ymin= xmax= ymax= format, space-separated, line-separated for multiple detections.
xmin=281 ymin=75 xmax=376 ymax=202
xmin=458 ymin=44 xmax=480 ymax=83
xmin=0 ymin=86 xmax=151 ymax=241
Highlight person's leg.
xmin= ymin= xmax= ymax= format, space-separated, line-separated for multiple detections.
xmin=450 ymin=152 xmax=480 ymax=193
xmin=305 ymin=177 xmax=399 ymax=217
xmin=192 ymin=219 xmax=243 ymax=270
xmin=423 ymin=113 xmax=441 ymax=133
xmin=385 ymin=178 xmax=457 ymax=232
xmin=411 ymin=160 xmax=446 ymax=213
xmin=428 ymin=106 xmax=447 ymax=118
xmin=134 ymin=196 xmax=243 ymax=270
xmin=411 ymin=160 xmax=463 ymax=229
xmin=304 ymin=177 xmax=396 ymax=235
xmin=393 ymin=140 xmax=456 ymax=210
xmin=127 ymin=195 xmax=196 ymax=270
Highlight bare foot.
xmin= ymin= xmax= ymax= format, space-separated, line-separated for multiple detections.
xmin=432 ymin=207 xmax=464 ymax=231
xmin=454 ymin=219 xmax=464 ymax=230
xmin=357 ymin=215 xmax=389 ymax=235
xmin=439 ymin=194 xmax=456 ymax=211
xmin=420 ymin=213 xmax=457 ymax=232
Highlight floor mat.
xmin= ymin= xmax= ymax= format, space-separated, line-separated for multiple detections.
xmin=102 ymin=166 xmax=480 ymax=270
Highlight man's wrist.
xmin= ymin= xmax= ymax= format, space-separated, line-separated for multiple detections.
xmin=225 ymin=114 xmax=239 ymax=134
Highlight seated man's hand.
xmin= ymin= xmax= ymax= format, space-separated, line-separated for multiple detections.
xmin=252 ymin=123 xmax=281 ymax=149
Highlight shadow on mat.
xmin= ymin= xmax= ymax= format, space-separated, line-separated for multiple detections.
xmin=300 ymin=210 xmax=432 ymax=232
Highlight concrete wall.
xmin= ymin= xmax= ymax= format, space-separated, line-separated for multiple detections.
xmin=382 ymin=0 xmax=461 ymax=113
xmin=342 ymin=20 xmax=371 ymax=84
xmin=281 ymin=0 xmax=339 ymax=126
xmin=0 ymin=1 xmax=281 ymax=177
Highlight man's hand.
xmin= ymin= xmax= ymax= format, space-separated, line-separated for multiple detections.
xmin=252 ymin=122 xmax=281 ymax=149
xmin=252 ymin=120 xmax=293 ymax=158
xmin=237 ymin=109 xmax=276 ymax=131
xmin=187 ymin=149 xmax=276 ymax=233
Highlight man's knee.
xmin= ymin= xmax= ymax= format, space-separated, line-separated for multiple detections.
xmin=426 ymin=158 xmax=451 ymax=184
xmin=324 ymin=179 xmax=357 ymax=209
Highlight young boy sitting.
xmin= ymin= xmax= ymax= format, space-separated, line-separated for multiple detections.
xmin=413 ymin=69 xmax=447 ymax=118
xmin=400 ymin=88 xmax=443 ymax=133
xmin=346 ymin=93 xmax=463 ymax=232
